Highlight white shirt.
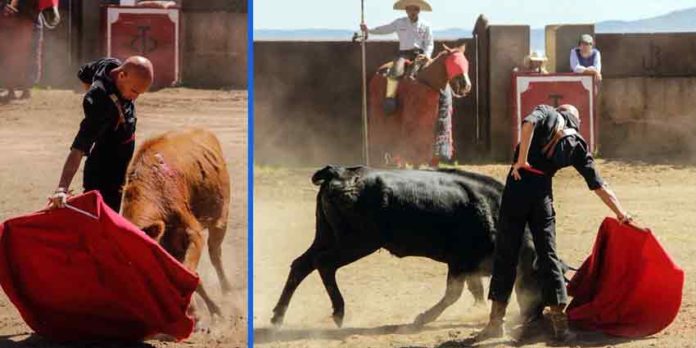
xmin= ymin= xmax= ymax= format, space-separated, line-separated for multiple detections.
xmin=369 ymin=17 xmax=434 ymax=58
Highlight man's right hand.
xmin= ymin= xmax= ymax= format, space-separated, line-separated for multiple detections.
xmin=47 ymin=188 xmax=69 ymax=209
xmin=617 ymin=212 xmax=633 ymax=224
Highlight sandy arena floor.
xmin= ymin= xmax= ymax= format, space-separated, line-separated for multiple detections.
xmin=254 ymin=162 xmax=696 ymax=347
xmin=0 ymin=88 xmax=247 ymax=347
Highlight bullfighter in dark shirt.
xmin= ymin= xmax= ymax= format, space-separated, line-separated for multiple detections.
xmin=48 ymin=56 xmax=154 ymax=212
xmin=476 ymin=104 xmax=632 ymax=342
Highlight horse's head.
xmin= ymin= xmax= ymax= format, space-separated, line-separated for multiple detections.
xmin=441 ymin=43 xmax=471 ymax=98
xmin=417 ymin=42 xmax=472 ymax=97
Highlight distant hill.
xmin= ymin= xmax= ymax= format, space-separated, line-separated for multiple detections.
xmin=255 ymin=7 xmax=696 ymax=52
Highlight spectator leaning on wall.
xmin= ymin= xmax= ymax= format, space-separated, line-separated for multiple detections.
xmin=570 ymin=34 xmax=602 ymax=81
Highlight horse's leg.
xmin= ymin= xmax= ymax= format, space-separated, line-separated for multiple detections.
xmin=413 ymin=264 xmax=465 ymax=326
xmin=315 ymin=245 xmax=380 ymax=327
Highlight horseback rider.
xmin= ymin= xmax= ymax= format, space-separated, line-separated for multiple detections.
xmin=361 ymin=0 xmax=434 ymax=111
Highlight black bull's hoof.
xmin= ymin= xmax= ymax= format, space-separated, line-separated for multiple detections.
xmin=270 ymin=312 xmax=284 ymax=327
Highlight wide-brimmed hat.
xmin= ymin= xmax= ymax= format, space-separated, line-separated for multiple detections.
xmin=393 ymin=0 xmax=432 ymax=12
xmin=527 ymin=50 xmax=548 ymax=62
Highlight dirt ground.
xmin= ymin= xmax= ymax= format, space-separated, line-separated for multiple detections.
xmin=0 ymin=88 xmax=247 ymax=347
xmin=253 ymin=162 xmax=696 ymax=347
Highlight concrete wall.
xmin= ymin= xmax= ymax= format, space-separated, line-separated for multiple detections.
xmin=487 ymin=25 xmax=529 ymax=161
xmin=596 ymin=33 xmax=696 ymax=78
xmin=254 ymin=40 xmax=477 ymax=166
xmin=595 ymin=32 xmax=696 ymax=160
xmin=599 ymin=77 xmax=696 ymax=159
xmin=181 ymin=11 xmax=247 ymax=88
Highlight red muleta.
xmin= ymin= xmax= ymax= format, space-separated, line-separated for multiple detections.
xmin=0 ymin=191 xmax=198 ymax=342
xmin=567 ymin=217 xmax=684 ymax=337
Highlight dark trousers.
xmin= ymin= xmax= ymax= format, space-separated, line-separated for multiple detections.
xmin=84 ymin=185 xmax=122 ymax=213
xmin=388 ymin=49 xmax=423 ymax=78
xmin=83 ymin=148 xmax=133 ymax=213
xmin=488 ymin=170 xmax=568 ymax=306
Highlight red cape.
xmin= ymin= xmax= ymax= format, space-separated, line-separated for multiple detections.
xmin=567 ymin=217 xmax=684 ymax=337
xmin=0 ymin=191 xmax=198 ymax=341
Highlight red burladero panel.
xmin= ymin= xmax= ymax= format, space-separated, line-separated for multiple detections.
xmin=109 ymin=10 xmax=176 ymax=88
xmin=512 ymin=74 xmax=597 ymax=152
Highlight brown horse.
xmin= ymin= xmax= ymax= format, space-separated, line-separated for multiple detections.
xmin=369 ymin=43 xmax=471 ymax=166
xmin=0 ymin=0 xmax=60 ymax=101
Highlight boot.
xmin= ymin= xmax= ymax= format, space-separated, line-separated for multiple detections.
xmin=474 ymin=301 xmax=507 ymax=341
xmin=383 ymin=77 xmax=399 ymax=114
xmin=549 ymin=308 xmax=577 ymax=342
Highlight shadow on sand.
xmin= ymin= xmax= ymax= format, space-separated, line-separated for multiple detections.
xmin=406 ymin=320 xmax=657 ymax=348
xmin=0 ymin=333 xmax=158 ymax=348
xmin=254 ymin=322 xmax=481 ymax=344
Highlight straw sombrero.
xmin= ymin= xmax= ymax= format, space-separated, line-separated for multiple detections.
xmin=393 ymin=0 xmax=432 ymax=12
xmin=526 ymin=51 xmax=548 ymax=62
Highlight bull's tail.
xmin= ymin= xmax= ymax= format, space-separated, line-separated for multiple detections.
xmin=311 ymin=165 xmax=345 ymax=186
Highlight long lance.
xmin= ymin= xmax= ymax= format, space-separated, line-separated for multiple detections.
xmin=360 ymin=0 xmax=369 ymax=166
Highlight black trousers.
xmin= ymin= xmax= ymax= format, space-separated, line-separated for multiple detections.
xmin=84 ymin=184 xmax=122 ymax=213
xmin=388 ymin=49 xmax=424 ymax=78
xmin=488 ymin=170 xmax=568 ymax=306
xmin=83 ymin=144 xmax=134 ymax=213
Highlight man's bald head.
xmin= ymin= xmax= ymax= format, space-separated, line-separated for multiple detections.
xmin=122 ymin=56 xmax=154 ymax=83
xmin=112 ymin=56 xmax=154 ymax=101
xmin=557 ymin=104 xmax=578 ymax=118
xmin=557 ymin=104 xmax=581 ymax=129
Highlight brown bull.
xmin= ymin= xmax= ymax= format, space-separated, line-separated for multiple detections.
xmin=121 ymin=128 xmax=231 ymax=330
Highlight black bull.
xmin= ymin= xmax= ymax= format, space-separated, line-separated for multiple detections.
xmin=271 ymin=166 xmax=566 ymax=327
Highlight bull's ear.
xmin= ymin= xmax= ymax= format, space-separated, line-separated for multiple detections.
xmin=311 ymin=165 xmax=341 ymax=185
xmin=142 ymin=221 xmax=165 ymax=242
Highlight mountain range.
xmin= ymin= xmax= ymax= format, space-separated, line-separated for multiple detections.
xmin=255 ymin=7 xmax=696 ymax=52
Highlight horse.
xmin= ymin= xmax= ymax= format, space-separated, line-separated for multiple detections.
xmin=368 ymin=43 xmax=472 ymax=166
xmin=0 ymin=0 xmax=60 ymax=101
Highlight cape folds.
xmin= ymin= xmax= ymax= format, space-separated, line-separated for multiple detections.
xmin=0 ymin=191 xmax=198 ymax=341
xmin=567 ymin=217 xmax=684 ymax=337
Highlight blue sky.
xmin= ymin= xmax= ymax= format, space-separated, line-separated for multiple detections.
xmin=254 ymin=0 xmax=696 ymax=30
